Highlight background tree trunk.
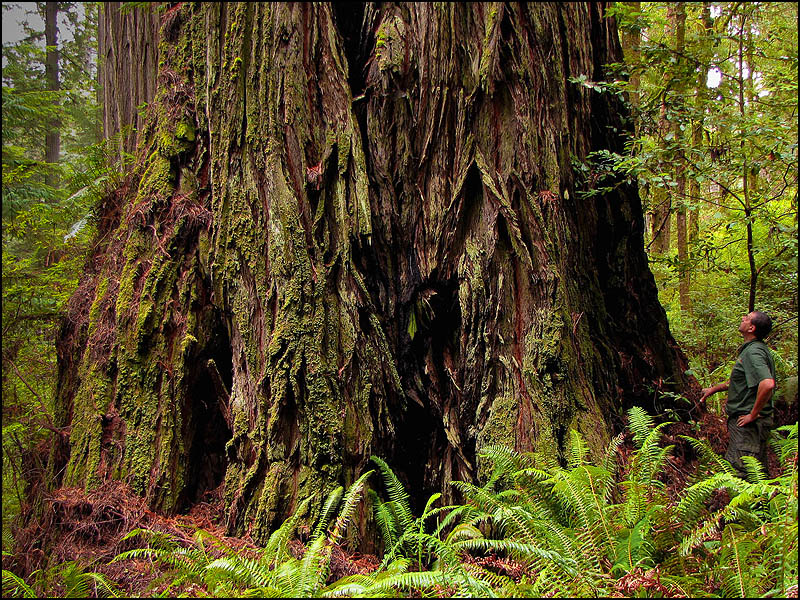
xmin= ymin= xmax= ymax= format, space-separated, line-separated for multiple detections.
xmin=688 ymin=3 xmax=713 ymax=245
xmin=620 ymin=1 xmax=641 ymax=130
xmin=649 ymin=3 xmax=682 ymax=255
xmin=44 ymin=1 xmax=60 ymax=186
xmin=97 ymin=2 xmax=160 ymax=161
xmin=53 ymin=2 xmax=693 ymax=545
xmin=671 ymin=3 xmax=690 ymax=312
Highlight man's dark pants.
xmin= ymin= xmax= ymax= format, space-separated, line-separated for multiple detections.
xmin=726 ymin=416 xmax=773 ymax=479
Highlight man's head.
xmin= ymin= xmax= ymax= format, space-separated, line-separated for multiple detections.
xmin=739 ymin=311 xmax=772 ymax=340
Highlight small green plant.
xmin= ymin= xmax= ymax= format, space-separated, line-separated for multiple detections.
xmin=2 ymin=555 xmax=119 ymax=598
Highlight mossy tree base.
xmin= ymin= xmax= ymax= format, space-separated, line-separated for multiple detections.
xmin=53 ymin=2 xmax=692 ymax=546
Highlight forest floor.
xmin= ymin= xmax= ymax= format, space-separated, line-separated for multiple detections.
xmin=4 ymin=401 xmax=796 ymax=598
xmin=7 ymin=477 xmax=381 ymax=597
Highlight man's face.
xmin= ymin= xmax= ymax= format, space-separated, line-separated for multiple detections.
xmin=739 ymin=312 xmax=756 ymax=336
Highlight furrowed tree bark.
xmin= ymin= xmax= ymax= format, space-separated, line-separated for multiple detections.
xmin=52 ymin=2 xmax=693 ymax=545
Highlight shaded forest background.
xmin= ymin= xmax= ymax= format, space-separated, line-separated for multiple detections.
xmin=1 ymin=1 xmax=797 ymax=597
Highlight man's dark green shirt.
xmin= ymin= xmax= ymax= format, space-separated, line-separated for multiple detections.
xmin=726 ymin=340 xmax=775 ymax=418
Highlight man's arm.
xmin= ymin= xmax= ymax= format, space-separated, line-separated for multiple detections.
xmin=700 ymin=381 xmax=729 ymax=403
xmin=737 ymin=378 xmax=775 ymax=426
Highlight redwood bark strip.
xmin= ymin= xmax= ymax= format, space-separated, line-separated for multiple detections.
xmin=53 ymin=2 xmax=692 ymax=545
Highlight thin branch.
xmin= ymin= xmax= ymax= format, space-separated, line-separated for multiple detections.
xmin=4 ymin=357 xmax=67 ymax=437
xmin=755 ymin=245 xmax=790 ymax=277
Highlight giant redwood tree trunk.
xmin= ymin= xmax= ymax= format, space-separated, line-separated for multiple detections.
xmin=53 ymin=2 xmax=692 ymax=543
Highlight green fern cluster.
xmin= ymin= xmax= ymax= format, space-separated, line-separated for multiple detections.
xmin=2 ymin=554 xmax=119 ymax=598
xmin=442 ymin=410 xmax=797 ymax=597
xmin=677 ymin=423 xmax=798 ymax=597
xmin=110 ymin=470 xmax=376 ymax=597
xmin=435 ymin=407 xmax=683 ymax=596
xmin=6 ymin=409 xmax=795 ymax=597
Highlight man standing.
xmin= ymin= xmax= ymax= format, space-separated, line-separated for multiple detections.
xmin=699 ymin=311 xmax=776 ymax=478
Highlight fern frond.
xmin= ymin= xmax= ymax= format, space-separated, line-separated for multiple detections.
xmin=412 ymin=532 xmax=460 ymax=568
xmin=550 ymin=470 xmax=608 ymax=562
xmin=510 ymin=466 xmax=555 ymax=485
xmin=461 ymin=563 xmax=514 ymax=593
xmin=445 ymin=523 xmax=484 ymax=544
xmin=478 ymin=445 xmax=535 ymax=478
xmin=370 ymin=457 xmax=414 ymax=532
xmin=628 ymin=422 xmax=672 ymax=481
xmin=361 ymin=569 xmax=448 ymax=594
xmin=263 ymin=496 xmax=311 ymax=567
xmin=454 ymin=537 xmax=580 ymax=578
xmin=328 ymin=469 xmax=374 ymax=545
xmin=532 ymin=450 xmax=562 ymax=472
xmin=117 ymin=527 xmax=180 ymax=551
xmin=206 ymin=556 xmax=272 ymax=589
xmin=419 ymin=492 xmax=441 ymax=524
xmin=384 ymin=557 xmax=410 ymax=574
xmin=298 ymin=536 xmax=331 ymax=597
xmin=769 ymin=423 xmax=798 ymax=468
xmin=741 ymin=455 xmax=767 ymax=483
xmin=567 ymin=429 xmax=590 ymax=469
xmin=619 ymin=479 xmax=647 ymax=528
xmin=2 ymin=569 xmax=36 ymax=598
xmin=432 ymin=501 xmax=481 ymax=539
xmin=377 ymin=530 xmax=413 ymax=569
xmin=370 ymin=489 xmax=399 ymax=549
xmin=452 ymin=568 xmax=499 ymax=598
xmin=450 ymin=480 xmax=537 ymax=544
xmin=111 ymin=546 xmax=167 ymax=564
xmin=627 ymin=406 xmax=656 ymax=448
xmin=680 ymin=435 xmax=739 ymax=477
xmin=319 ymin=573 xmax=374 ymax=598
xmin=676 ymin=471 xmax=744 ymax=527
xmin=611 ymin=516 xmax=655 ymax=575
xmin=719 ymin=525 xmax=758 ymax=598
xmin=57 ymin=562 xmax=90 ymax=598
xmin=313 ymin=487 xmax=343 ymax=540
xmin=602 ymin=432 xmax=625 ymax=476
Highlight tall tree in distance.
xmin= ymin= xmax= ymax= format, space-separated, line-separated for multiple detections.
xmin=97 ymin=1 xmax=160 ymax=161
xmin=671 ymin=2 xmax=690 ymax=312
xmin=44 ymin=1 xmax=60 ymax=186
xmin=51 ymin=2 xmax=692 ymax=545
xmin=3 ymin=1 xmax=102 ymax=546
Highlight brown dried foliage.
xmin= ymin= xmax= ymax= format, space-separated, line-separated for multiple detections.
xmin=611 ymin=566 xmax=681 ymax=598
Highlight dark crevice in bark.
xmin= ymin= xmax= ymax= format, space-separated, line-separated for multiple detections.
xmin=391 ymin=399 xmax=438 ymax=514
xmin=331 ymin=2 xmax=373 ymax=194
xmin=331 ymin=2 xmax=368 ymax=99
xmin=352 ymin=237 xmax=391 ymax=317
xmin=177 ymin=316 xmax=233 ymax=513
xmin=449 ymin=165 xmax=484 ymax=272
xmin=395 ymin=276 xmax=466 ymax=511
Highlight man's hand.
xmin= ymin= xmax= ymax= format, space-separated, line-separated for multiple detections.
xmin=737 ymin=413 xmax=757 ymax=427
xmin=737 ymin=378 xmax=775 ymax=428
xmin=699 ymin=381 xmax=729 ymax=406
